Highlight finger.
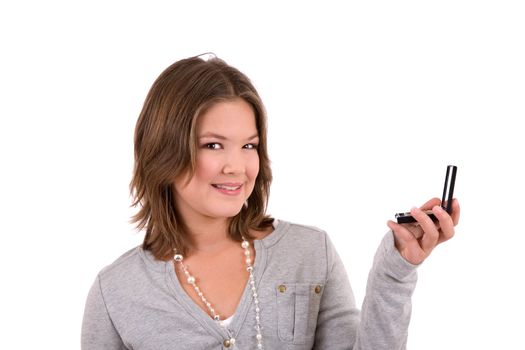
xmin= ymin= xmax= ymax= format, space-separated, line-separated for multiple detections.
xmin=411 ymin=206 xmax=440 ymax=254
xmin=450 ymin=198 xmax=460 ymax=226
xmin=408 ymin=223 xmax=424 ymax=239
xmin=388 ymin=220 xmax=417 ymax=245
xmin=419 ymin=197 xmax=441 ymax=211
xmin=432 ymin=205 xmax=455 ymax=244
xmin=388 ymin=220 xmax=426 ymax=264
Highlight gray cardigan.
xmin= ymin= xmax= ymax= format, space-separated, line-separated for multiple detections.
xmin=81 ymin=220 xmax=418 ymax=349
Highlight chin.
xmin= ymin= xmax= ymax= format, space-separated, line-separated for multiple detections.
xmin=208 ymin=204 xmax=244 ymax=219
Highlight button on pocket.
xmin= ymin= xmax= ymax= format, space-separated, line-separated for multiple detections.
xmin=275 ymin=283 xmax=323 ymax=345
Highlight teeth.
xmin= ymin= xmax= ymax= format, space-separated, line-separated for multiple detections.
xmin=214 ymin=184 xmax=241 ymax=191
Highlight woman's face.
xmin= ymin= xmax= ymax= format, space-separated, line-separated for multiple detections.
xmin=173 ymin=98 xmax=260 ymax=225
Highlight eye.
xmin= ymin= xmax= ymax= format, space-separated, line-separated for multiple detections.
xmin=243 ymin=143 xmax=259 ymax=150
xmin=203 ymin=143 xmax=222 ymax=150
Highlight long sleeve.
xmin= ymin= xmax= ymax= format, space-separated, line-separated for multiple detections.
xmin=314 ymin=231 xmax=418 ymax=350
xmin=81 ymin=275 xmax=127 ymax=350
xmin=354 ymin=231 xmax=418 ymax=349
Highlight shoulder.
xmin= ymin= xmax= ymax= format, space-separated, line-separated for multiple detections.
xmin=98 ymin=246 xmax=143 ymax=278
xmin=95 ymin=245 xmax=166 ymax=296
xmin=271 ymin=219 xmax=329 ymax=246
xmin=285 ymin=221 xmax=327 ymax=236
xmin=265 ymin=219 xmax=332 ymax=259
xmin=261 ymin=219 xmax=335 ymax=282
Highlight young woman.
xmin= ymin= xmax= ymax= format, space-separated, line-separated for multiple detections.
xmin=81 ymin=55 xmax=460 ymax=350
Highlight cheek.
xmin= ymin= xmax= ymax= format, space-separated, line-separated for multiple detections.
xmin=194 ymin=154 xmax=221 ymax=180
xmin=248 ymin=154 xmax=260 ymax=180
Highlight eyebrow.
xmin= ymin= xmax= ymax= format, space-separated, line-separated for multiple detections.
xmin=198 ymin=132 xmax=259 ymax=141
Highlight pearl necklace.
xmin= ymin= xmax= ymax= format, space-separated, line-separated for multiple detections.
xmin=173 ymin=237 xmax=263 ymax=349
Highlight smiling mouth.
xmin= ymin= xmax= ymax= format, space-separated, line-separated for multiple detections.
xmin=212 ymin=184 xmax=242 ymax=191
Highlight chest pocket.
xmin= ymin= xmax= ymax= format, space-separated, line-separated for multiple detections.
xmin=275 ymin=283 xmax=323 ymax=345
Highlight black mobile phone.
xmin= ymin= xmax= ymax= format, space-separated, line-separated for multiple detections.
xmin=395 ymin=165 xmax=458 ymax=224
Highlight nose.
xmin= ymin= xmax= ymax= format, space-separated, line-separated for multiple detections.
xmin=222 ymin=149 xmax=245 ymax=175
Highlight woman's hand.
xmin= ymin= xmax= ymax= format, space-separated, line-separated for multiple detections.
xmin=387 ymin=198 xmax=460 ymax=265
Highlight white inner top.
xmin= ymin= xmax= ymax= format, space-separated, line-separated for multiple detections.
xmin=221 ymin=314 xmax=234 ymax=327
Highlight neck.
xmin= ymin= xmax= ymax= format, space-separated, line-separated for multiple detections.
xmin=183 ymin=216 xmax=235 ymax=254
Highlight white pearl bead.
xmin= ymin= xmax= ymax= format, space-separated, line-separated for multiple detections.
xmin=173 ymin=235 xmax=263 ymax=347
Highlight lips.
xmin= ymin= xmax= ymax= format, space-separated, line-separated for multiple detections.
xmin=212 ymin=183 xmax=242 ymax=191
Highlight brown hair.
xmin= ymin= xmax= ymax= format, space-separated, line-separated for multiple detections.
xmin=130 ymin=55 xmax=273 ymax=260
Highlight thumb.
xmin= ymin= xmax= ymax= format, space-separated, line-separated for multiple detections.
xmin=387 ymin=220 xmax=413 ymax=249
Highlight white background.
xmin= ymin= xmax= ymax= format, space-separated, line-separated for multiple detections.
xmin=1 ymin=1 xmax=524 ymax=349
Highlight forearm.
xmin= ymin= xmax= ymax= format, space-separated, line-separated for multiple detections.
xmin=354 ymin=231 xmax=418 ymax=350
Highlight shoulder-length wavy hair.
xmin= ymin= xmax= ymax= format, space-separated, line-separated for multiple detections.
xmin=130 ymin=55 xmax=273 ymax=260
